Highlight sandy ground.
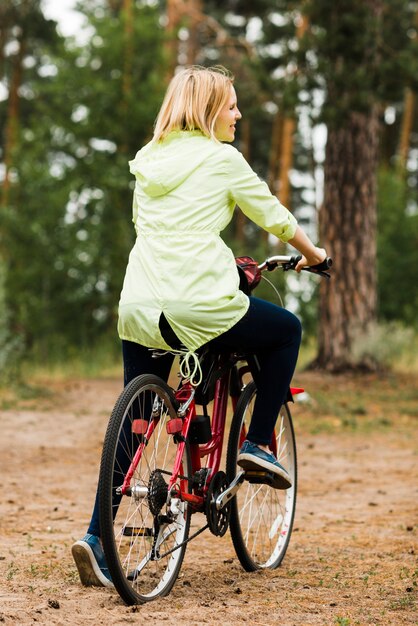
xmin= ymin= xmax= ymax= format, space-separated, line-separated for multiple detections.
xmin=0 ymin=373 xmax=417 ymax=625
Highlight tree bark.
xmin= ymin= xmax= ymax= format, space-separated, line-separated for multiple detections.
xmin=265 ymin=114 xmax=295 ymax=253
xmin=398 ymin=87 xmax=415 ymax=171
xmin=119 ymin=0 xmax=133 ymax=153
xmin=2 ymin=33 xmax=25 ymax=207
xmin=122 ymin=0 xmax=133 ymax=101
xmin=315 ymin=107 xmax=379 ymax=371
xmin=278 ymin=116 xmax=295 ymax=211
xmin=186 ymin=0 xmax=203 ymax=65
xmin=165 ymin=0 xmax=182 ymax=77
xmin=235 ymin=117 xmax=250 ymax=246
xmin=262 ymin=110 xmax=283 ymax=250
xmin=398 ymin=6 xmax=418 ymax=170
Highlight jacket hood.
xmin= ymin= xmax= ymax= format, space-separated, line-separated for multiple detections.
xmin=129 ymin=131 xmax=215 ymax=198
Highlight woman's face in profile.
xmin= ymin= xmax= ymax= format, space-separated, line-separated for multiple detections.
xmin=214 ymin=85 xmax=242 ymax=142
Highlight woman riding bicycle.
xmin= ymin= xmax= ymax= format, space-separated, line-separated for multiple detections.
xmin=72 ymin=65 xmax=327 ymax=588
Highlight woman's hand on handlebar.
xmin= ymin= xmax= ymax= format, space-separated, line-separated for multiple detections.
xmin=287 ymin=226 xmax=328 ymax=273
xmin=294 ymin=247 xmax=327 ymax=273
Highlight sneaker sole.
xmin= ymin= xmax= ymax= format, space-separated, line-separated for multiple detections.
xmin=243 ymin=469 xmax=292 ymax=490
xmin=237 ymin=454 xmax=292 ymax=489
xmin=71 ymin=541 xmax=114 ymax=588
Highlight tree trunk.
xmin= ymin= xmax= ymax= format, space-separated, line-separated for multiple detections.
xmin=165 ymin=0 xmax=182 ymax=77
xmin=398 ymin=6 xmax=418 ymax=170
xmin=263 ymin=110 xmax=283 ymax=250
xmin=265 ymin=10 xmax=306 ymax=252
xmin=398 ymin=87 xmax=415 ymax=171
xmin=315 ymin=107 xmax=379 ymax=371
xmin=2 ymin=34 xmax=25 ymax=207
xmin=120 ymin=0 xmax=133 ymax=153
xmin=122 ymin=0 xmax=133 ymax=101
xmin=265 ymin=113 xmax=295 ymax=252
xmin=267 ymin=110 xmax=282 ymax=194
xmin=278 ymin=116 xmax=295 ymax=211
xmin=235 ymin=117 xmax=250 ymax=246
xmin=186 ymin=0 xmax=202 ymax=65
xmin=0 ymin=16 xmax=8 ymax=79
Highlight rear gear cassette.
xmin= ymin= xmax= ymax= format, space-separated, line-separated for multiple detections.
xmin=147 ymin=469 xmax=168 ymax=516
xmin=205 ymin=471 xmax=231 ymax=537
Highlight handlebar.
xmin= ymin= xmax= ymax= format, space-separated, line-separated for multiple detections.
xmin=258 ymin=255 xmax=333 ymax=279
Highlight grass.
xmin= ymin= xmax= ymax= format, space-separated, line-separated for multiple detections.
xmin=381 ymin=329 xmax=418 ymax=375
xmin=0 ymin=343 xmax=122 ymax=408
xmin=6 ymin=561 xmax=19 ymax=581
xmin=335 ymin=618 xmax=351 ymax=626
xmin=297 ymin=331 xmax=418 ymax=375
xmin=389 ymin=595 xmax=415 ymax=611
xmin=22 ymin=349 xmax=122 ymax=383
xmin=1 ymin=342 xmax=418 ymax=438
xmin=3 ymin=326 xmax=418 ymax=386
xmin=291 ymin=365 xmax=418 ymax=435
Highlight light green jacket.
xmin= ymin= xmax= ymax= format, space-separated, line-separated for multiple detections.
xmin=117 ymin=130 xmax=297 ymax=351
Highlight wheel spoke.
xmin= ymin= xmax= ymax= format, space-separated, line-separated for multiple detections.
xmin=227 ymin=381 xmax=297 ymax=571
xmin=99 ymin=375 xmax=192 ymax=604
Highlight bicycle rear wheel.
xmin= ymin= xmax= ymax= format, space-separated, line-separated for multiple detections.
xmin=226 ymin=381 xmax=297 ymax=570
xmin=99 ymin=374 xmax=192 ymax=604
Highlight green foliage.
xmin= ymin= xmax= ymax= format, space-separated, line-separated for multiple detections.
xmin=1 ymin=1 xmax=167 ymax=359
xmin=351 ymin=321 xmax=414 ymax=370
xmin=377 ymin=168 xmax=418 ymax=327
xmin=0 ymin=261 xmax=23 ymax=382
xmin=301 ymin=0 xmax=418 ymax=125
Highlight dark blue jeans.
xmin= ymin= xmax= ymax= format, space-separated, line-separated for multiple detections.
xmin=208 ymin=296 xmax=301 ymax=443
xmin=87 ymin=297 xmax=301 ymax=536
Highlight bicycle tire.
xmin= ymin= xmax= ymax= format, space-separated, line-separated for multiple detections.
xmin=99 ymin=374 xmax=192 ymax=604
xmin=226 ymin=381 xmax=297 ymax=571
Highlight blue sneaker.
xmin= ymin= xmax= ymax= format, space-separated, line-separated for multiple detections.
xmin=71 ymin=534 xmax=113 ymax=587
xmin=237 ymin=440 xmax=292 ymax=490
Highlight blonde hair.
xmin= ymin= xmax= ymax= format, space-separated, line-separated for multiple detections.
xmin=153 ymin=65 xmax=234 ymax=142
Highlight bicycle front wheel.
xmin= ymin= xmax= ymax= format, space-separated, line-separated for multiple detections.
xmin=226 ymin=381 xmax=297 ymax=571
xmin=99 ymin=374 xmax=192 ymax=605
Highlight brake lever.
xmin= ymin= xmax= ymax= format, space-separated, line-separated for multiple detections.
xmin=282 ymin=255 xmax=301 ymax=272
xmin=302 ymin=257 xmax=333 ymax=279
xmin=265 ymin=260 xmax=279 ymax=271
xmin=302 ymin=267 xmax=331 ymax=279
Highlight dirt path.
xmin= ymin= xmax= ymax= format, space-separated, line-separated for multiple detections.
xmin=0 ymin=373 xmax=417 ymax=625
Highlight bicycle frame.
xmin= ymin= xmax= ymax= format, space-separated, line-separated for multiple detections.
xmin=118 ymin=353 xmax=242 ymax=507
xmin=120 ymin=352 xmax=304 ymax=512
xmin=168 ymin=355 xmax=235 ymax=510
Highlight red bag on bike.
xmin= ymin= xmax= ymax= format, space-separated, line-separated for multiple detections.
xmin=235 ymin=256 xmax=261 ymax=295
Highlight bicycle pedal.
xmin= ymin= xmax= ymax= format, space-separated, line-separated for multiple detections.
xmin=244 ymin=470 xmax=276 ymax=486
xmin=127 ymin=569 xmax=139 ymax=582
xmin=122 ymin=526 xmax=153 ymax=537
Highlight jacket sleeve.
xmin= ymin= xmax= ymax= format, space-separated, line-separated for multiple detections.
xmin=226 ymin=147 xmax=297 ymax=242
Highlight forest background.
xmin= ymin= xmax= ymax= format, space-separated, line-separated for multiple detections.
xmin=1 ymin=0 xmax=418 ymax=381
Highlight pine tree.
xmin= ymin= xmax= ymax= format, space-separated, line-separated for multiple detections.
xmin=301 ymin=0 xmax=418 ymax=371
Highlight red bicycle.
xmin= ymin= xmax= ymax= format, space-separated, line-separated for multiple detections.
xmin=98 ymin=254 xmax=332 ymax=605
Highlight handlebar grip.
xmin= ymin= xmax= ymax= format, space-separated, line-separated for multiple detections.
xmin=261 ymin=255 xmax=333 ymax=278
xmin=310 ymin=257 xmax=333 ymax=271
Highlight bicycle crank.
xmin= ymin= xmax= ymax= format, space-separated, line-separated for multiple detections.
xmin=205 ymin=471 xmax=231 ymax=537
xmin=215 ymin=470 xmax=245 ymax=510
